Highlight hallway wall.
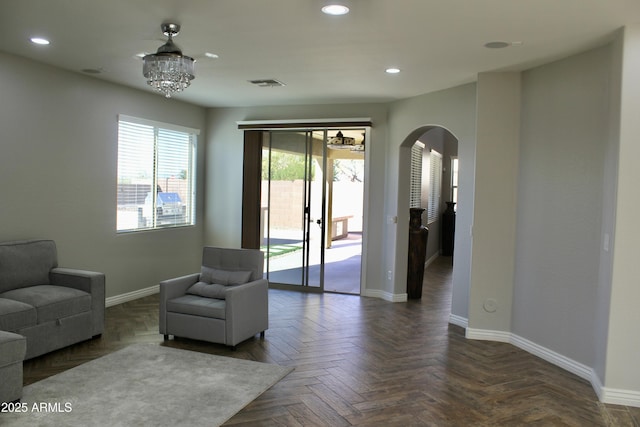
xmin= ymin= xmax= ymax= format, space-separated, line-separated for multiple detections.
xmin=511 ymin=46 xmax=610 ymax=368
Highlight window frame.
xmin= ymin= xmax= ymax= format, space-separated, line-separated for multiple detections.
xmin=116 ymin=115 xmax=199 ymax=233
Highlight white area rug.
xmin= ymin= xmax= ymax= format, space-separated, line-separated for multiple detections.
xmin=1 ymin=343 xmax=293 ymax=426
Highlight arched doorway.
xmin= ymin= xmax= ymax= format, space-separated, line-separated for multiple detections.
xmin=397 ymin=125 xmax=459 ymax=296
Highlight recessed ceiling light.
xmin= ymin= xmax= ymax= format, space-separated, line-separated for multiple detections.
xmin=484 ymin=41 xmax=510 ymax=49
xmin=322 ymin=4 xmax=350 ymax=15
xmin=204 ymin=52 xmax=219 ymax=59
xmin=386 ymin=68 xmax=401 ymax=74
xmin=30 ymin=37 xmax=50 ymax=45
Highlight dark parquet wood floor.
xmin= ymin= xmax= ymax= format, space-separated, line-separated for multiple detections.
xmin=22 ymin=256 xmax=640 ymax=426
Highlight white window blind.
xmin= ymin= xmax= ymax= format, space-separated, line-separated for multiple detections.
xmin=428 ymin=149 xmax=442 ymax=224
xmin=410 ymin=142 xmax=424 ymax=208
xmin=116 ymin=116 xmax=198 ymax=232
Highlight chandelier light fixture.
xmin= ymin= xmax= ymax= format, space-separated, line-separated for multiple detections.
xmin=143 ymin=23 xmax=195 ymax=98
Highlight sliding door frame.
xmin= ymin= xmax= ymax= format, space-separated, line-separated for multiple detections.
xmin=239 ymin=118 xmax=372 ymax=295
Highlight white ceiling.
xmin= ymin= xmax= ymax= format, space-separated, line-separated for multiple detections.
xmin=2 ymin=0 xmax=639 ymax=108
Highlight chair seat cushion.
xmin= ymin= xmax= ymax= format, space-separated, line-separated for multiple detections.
xmin=167 ymin=294 xmax=226 ymax=320
xmin=0 ymin=298 xmax=37 ymax=331
xmin=0 ymin=285 xmax=91 ymax=324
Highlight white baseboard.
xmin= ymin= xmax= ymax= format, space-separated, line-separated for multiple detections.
xmin=361 ymin=289 xmax=407 ymax=302
xmin=466 ymin=328 xmax=592 ymax=380
xmin=448 ymin=314 xmax=468 ymax=329
xmin=465 ymin=327 xmax=640 ymax=408
xmin=425 ymin=252 xmax=440 ymax=268
xmin=510 ymin=333 xmax=593 ymax=381
xmin=105 ymin=284 xmax=159 ymax=308
xmin=598 ymin=386 xmax=640 ymax=407
xmin=466 ymin=327 xmax=511 ymax=343
xmin=592 ymin=372 xmax=640 ymax=407
xmin=363 ymin=254 xmax=440 ymax=303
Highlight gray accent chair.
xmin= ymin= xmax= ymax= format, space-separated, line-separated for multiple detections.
xmin=159 ymin=247 xmax=268 ymax=349
xmin=0 ymin=240 xmax=105 ymax=360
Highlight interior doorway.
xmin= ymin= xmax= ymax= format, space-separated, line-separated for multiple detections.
xmin=406 ymin=126 xmax=459 ymax=265
xmin=241 ymin=124 xmax=368 ymax=295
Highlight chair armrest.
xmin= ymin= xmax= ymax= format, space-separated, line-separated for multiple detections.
xmin=50 ymin=267 xmax=105 ymax=336
xmin=224 ymin=278 xmax=268 ymax=306
xmin=159 ymin=273 xmax=200 ymax=302
xmin=224 ymin=278 xmax=269 ymax=346
xmin=159 ymin=273 xmax=200 ymax=334
xmin=50 ymin=267 xmax=105 ymax=294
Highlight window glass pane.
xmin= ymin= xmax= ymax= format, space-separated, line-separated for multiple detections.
xmin=452 ymin=158 xmax=459 ymax=187
xmin=155 ymin=129 xmax=192 ymax=227
xmin=427 ymin=150 xmax=442 ymax=224
xmin=117 ymin=122 xmax=154 ymax=231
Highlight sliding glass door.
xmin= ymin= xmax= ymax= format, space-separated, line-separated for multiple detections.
xmin=261 ymin=130 xmax=326 ymax=291
xmin=246 ymin=125 xmax=367 ymax=295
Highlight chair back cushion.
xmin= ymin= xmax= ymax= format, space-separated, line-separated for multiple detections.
xmin=186 ymin=282 xmax=228 ymax=299
xmin=200 ymin=268 xmax=252 ymax=285
xmin=201 ymin=247 xmax=264 ymax=282
xmin=0 ymin=240 xmax=58 ymax=293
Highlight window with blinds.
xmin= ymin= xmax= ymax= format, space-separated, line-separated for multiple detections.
xmin=116 ymin=115 xmax=198 ymax=232
xmin=428 ymin=149 xmax=443 ymax=224
xmin=409 ymin=142 xmax=424 ymax=208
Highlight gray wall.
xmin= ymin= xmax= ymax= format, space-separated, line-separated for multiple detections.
xmin=593 ymin=30 xmax=621 ymax=388
xmin=469 ymin=72 xmax=521 ymax=333
xmin=511 ymin=46 xmax=610 ymax=366
xmin=0 ymin=52 xmax=206 ymax=299
xmin=604 ymin=24 xmax=640 ymax=396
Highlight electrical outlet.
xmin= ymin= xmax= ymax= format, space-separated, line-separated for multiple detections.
xmin=387 ymin=270 xmax=392 ymax=280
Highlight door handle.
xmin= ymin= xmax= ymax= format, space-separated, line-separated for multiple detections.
xmin=316 ymin=219 xmax=322 ymax=225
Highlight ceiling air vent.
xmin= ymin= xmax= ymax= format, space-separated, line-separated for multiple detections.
xmin=248 ymin=79 xmax=286 ymax=87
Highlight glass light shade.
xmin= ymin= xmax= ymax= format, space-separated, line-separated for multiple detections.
xmin=143 ymin=52 xmax=195 ymax=98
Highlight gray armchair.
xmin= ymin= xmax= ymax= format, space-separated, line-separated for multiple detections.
xmin=159 ymin=247 xmax=268 ymax=348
